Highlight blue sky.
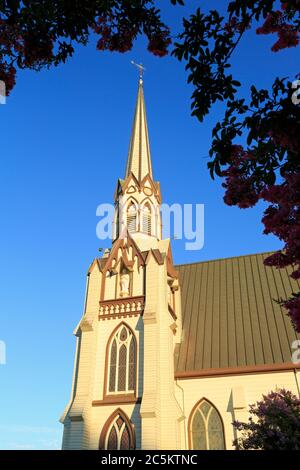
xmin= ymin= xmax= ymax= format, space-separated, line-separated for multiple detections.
xmin=0 ymin=1 xmax=298 ymax=449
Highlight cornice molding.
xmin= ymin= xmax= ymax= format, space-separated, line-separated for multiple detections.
xmin=175 ymin=362 xmax=300 ymax=380
xmin=92 ymin=396 xmax=142 ymax=407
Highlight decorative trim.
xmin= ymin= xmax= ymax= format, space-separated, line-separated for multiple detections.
xmin=167 ymin=245 xmax=179 ymax=279
xmin=99 ymin=296 xmax=145 ymax=320
xmin=175 ymin=362 xmax=300 ymax=380
xmin=92 ymin=396 xmax=142 ymax=407
xmin=151 ymin=249 xmax=164 ymax=265
xmin=116 ymin=172 xmax=162 ymax=204
xmin=121 ymin=173 xmax=140 ymax=197
xmin=100 ymin=236 xmax=145 ymax=297
xmin=99 ymin=312 xmax=141 ymax=321
xmin=168 ymin=304 xmax=177 ymax=321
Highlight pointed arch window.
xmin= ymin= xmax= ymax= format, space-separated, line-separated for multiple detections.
xmin=107 ymin=324 xmax=136 ymax=395
xmin=100 ymin=410 xmax=135 ymax=450
xmin=142 ymin=203 xmax=152 ymax=236
xmin=190 ymin=399 xmax=225 ymax=450
xmin=127 ymin=203 xmax=137 ymax=234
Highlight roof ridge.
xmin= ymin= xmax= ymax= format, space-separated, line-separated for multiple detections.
xmin=175 ymin=251 xmax=275 ymax=268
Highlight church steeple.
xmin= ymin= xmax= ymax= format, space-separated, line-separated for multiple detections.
xmin=61 ymin=71 xmax=183 ymax=452
xmin=125 ymin=78 xmax=153 ymax=182
xmin=113 ymin=75 xmax=162 ymax=249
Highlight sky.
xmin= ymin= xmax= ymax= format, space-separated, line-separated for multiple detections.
xmin=0 ymin=1 xmax=298 ymax=450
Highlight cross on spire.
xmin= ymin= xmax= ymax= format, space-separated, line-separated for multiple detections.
xmin=131 ymin=61 xmax=146 ymax=81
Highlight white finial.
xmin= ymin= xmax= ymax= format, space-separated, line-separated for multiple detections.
xmin=131 ymin=60 xmax=146 ymax=82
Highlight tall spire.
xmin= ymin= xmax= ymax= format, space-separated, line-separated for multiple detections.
xmin=125 ymin=78 xmax=153 ymax=182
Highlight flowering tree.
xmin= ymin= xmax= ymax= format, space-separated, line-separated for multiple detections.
xmin=0 ymin=0 xmax=176 ymax=95
xmin=233 ymin=389 xmax=300 ymax=450
xmin=1 ymin=1 xmax=300 ymax=331
xmin=173 ymin=0 xmax=300 ymax=332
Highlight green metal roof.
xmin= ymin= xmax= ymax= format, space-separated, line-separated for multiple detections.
xmin=175 ymin=252 xmax=300 ymax=373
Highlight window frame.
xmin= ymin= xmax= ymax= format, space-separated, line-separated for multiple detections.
xmin=99 ymin=408 xmax=136 ymax=450
xmin=126 ymin=202 xmax=138 ymax=234
xmin=141 ymin=202 xmax=153 ymax=236
xmin=188 ymin=398 xmax=226 ymax=450
xmin=104 ymin=323 xmax=137 ymax=399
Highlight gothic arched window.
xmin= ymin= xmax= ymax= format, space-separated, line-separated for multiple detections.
xmin=107 ymin=324 xmax=136 ymax=395
xmin=127 ymin=202 xmax=138 ymax=234
xmin=189 ymin=399 xmax=225 ymax=450
xmin=141 ymin=202 xmax=152 ymax=236
xmin=99 ymin=409 xmax=136 ymax=450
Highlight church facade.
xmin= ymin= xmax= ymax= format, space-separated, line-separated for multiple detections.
xmin=60 ymin=79 xmax=300 ymax=450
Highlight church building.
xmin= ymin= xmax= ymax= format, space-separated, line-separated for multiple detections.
xmin=60 ymin=77 xmax=300 ymax=450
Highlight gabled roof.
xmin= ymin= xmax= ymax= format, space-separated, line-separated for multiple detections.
xmin=103 ymin=231 xmax=146 ymax=272
xmin=125 ymin=79 xmax=153 ymax=183
xmin=175 ymin=252 xmax=300 ymax=374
